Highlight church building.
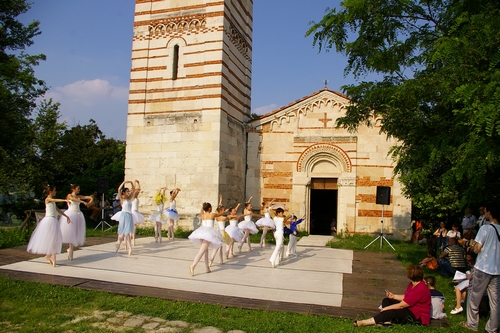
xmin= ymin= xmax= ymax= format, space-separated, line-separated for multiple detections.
xmin=124 ymin=0 xmax=412 ymax=238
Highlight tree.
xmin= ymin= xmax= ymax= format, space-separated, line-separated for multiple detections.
xmin=0 ymin=0 xmax=46 ymax=194
xmin=306 ymin=0 xmax=500 ymax=219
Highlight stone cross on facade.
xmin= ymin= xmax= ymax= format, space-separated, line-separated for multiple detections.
xmin=318 ymin=112 xmax=332 ymax=128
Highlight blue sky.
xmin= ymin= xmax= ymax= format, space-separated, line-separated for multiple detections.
xmin=20 ymin=0 xmax=353 ymax=140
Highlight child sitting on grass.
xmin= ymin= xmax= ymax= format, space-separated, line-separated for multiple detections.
xmin=419 ymin=251 xmax=439 ymax=270
xmin=424 ymin=276 xmax=447 ymax=319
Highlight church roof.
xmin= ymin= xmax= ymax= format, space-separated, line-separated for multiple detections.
xmin=248 ymin=88 xmax=350 ymax=126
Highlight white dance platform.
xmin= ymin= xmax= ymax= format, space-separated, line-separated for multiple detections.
xmin=1 ymin=237 xmax=353 ymax=307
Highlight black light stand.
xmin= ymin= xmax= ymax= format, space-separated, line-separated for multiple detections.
xmin=364 ymin=204 xmax=395 ymax=250
xmin=94 ymin=193 xmax=112 ymax=231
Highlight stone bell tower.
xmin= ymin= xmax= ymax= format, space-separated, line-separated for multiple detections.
xmin=125 ymin=0 xmax=253 ymax=223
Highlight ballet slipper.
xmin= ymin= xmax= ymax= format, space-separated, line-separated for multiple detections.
xmin=189 ymin=265 xmax=195 ymax=276
xmin=45 ymin=256 xmax=52 ymax=264
xmin=206 ymin=268 xmax=211 ymax=273
xmin=159 ymin=235 xmax=162 ymax=244
xmin=128 ymin=247 xmax=132 ymax=256
xmin=238 ymin=244 xmax=242 ymax=253
xmin=228 ymin=253 xmax=234 ymax=259
xmin=115 ymin=243 xmax=120 ymax=253
xmin=225 ymin=251 xmax=229 ymax=259
xmin=209 ymin=258 xmax=214 ymax=267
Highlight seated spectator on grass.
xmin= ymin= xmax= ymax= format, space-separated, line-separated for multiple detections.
xmin=420 ymin=251 xmax=438 ymax=270
xmin=433 ymin=221 xmax=448 ymax=251
xmin=438 ymin=237 xmax=466 ymax=277
xmin=411 ymin=220 xmax=423 ymax=244
xmin=353 ymin=265 xmax=431 ymax=327
xmin=424 ymin=276 xmax=447 ymax=319
xmin=446 ymin=223 xmax=461 ymax=241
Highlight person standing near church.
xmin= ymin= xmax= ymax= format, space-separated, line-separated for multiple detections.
xmin=269 ymin=208 xmax=285 ymax=268
xmin=463 ymin=203 xmax=500 ymax=333
xmin=166 ymin=187 xmax=180 ymax=240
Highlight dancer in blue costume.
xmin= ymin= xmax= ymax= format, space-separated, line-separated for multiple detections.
xmin=188 ymin=202 xmax=227 ymax=276
xmin=60 ymin=184 xmax=92 ymax=260
xmin=27 ymin=185 xmax=71 ymax=267
xmin=166 ymin=187 xmax=181 ymax=241
xmin=112 ymin=180 xmax=136 ymax=255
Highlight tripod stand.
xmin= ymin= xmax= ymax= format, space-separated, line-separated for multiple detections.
xmin=364 ymin=204 xmax=395 ymax=250
xmin=94 ymin=193 xmax=112 ymax=231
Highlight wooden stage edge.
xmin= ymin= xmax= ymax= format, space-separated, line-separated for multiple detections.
xmin=0 ymin=268 xmax=352 ymax=318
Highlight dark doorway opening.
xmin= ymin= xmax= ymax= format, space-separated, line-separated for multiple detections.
xmin=310 ymin=178 xmax=338 ymax=235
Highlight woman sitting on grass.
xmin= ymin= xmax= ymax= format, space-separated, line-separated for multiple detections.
xmin=354 ymin=265 xmax=431 ymax=327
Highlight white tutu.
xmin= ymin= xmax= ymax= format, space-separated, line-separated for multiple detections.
xmin=130 ymin=198 xmax=145 ymax=224
xmin=27 ymin=216 xmax=62 ymax=255
xmin=60 ymin=210 xmax=86 ymax=247
xmin=111 ymin=211 xmax=121 ymax=221
xmin=149 ymin=211 xmax=168 ymax=224
xmin=149 ymin=203 xmax=167 ymax=223
xmin=188 ymin=220 xmax=223 ymax=249
xmin=131 ymin=210 xmax=145 ymax=224
xmin=256 ymin=213 xmax=275 ymax=228
xmin=238 ymin=215 xmax=258 ymax=234
xmin=225 ymin=220 xmax=244 ymax=242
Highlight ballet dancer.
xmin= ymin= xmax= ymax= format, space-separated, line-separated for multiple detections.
xmin=60 ymin=184 xmax=92 ymax=260
xmin=209 ymin=195 xmax=231 ymax=266
xmin=269 ymin=207 xmax=285 ymax=268
xmin=112 ymin=180 xmax=135 ymax=255
xmin=130 ymin=180 xmax=145 ymax=246
xmin=165 ymin=187 xmax=180 ymax=240
xmin=225 ymin=203 xmax=244 ymax=258
xmin=188 ymin=202 xmax=227 ymax=276
xmin=27 ymin=185 xmax=71 ymax=267
xmin=255 ymin=200 xmax=275 ymax=247
xmin=149 ymin=187 xmax=167 ymax=243
xmin=237 ymin=196 xmax=261 ymax=253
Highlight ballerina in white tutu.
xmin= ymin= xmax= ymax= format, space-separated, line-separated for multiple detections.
xmin=27 ymin=185 xmax=71 ymax=267
xmin=130 ymin=179 xmax=145 ymax=246
xmin=149 ymin=187 xmax=167 ymax=243
xmin=237 ymin=196 xmax=262 ymax=253
xmin=111 ymin=181 xmax=136 ymax=255
xmin=60 ymin=184 xmax=92 ymax=260
xmin=225 ymin=203 xmax=244 ymax=259
xmin=188 ymin=202 xmax=227 ymax=276
xmin=209 ymin=195 xmax=231 ymax=266
xmin=165 ymin=187 xmax=180 ymax=240
xmin=255 ymin=200 xmax=276 ymax=247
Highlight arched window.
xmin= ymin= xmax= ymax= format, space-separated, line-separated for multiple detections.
xmin=172 ymin=44 xmax=179 ymax=80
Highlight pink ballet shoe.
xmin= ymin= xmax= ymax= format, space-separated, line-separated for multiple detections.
xmin=115 ymin=243 xmax=120 ymax=253
xmin=189 ymin=265 xmax=195 ymax=276
xmin=209 ymin=258 xmax=214 ymax=267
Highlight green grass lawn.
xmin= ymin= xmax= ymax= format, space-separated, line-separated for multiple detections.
xmin=0 ymin=228 xmax=487 ymax=332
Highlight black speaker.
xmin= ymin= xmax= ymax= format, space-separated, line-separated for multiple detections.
xmin=376 ymin=186 xmax=391 ymax=205
xmin=97 ymin=177 xmax=108 ymax=193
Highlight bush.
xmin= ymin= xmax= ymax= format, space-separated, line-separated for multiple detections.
xmin=0 ymin=227 xmax=31 ymax=249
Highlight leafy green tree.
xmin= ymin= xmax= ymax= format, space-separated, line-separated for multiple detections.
xmin=307 ymin=0 xmax=500 ymax=219
xmin=0 ymin=0 xmax=46 ymax=195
